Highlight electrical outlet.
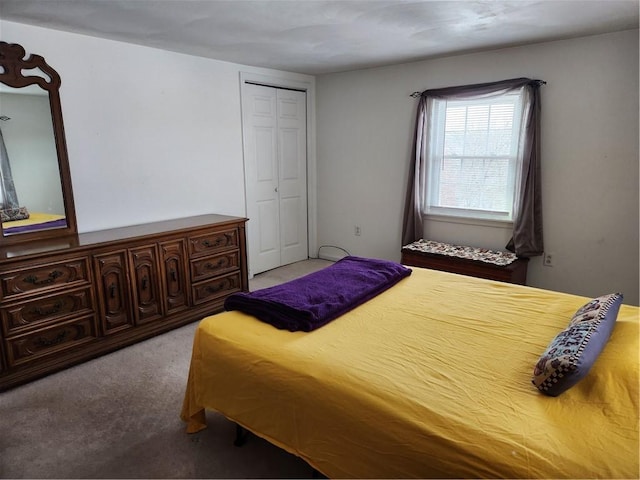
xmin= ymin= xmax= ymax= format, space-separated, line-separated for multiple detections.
xmin=543 ymin=252 xmax=554 ymax=267
xmin=354 ymin=225 xmax=361 ymax=236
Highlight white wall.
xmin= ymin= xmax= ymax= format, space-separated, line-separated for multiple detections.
xmin=0 ymin=21 xmax=314 ymax=234
xmin=317 ymin=30 xmax=639 ymax=305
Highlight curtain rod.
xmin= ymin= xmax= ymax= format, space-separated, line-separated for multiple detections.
xmin=409 ymin=79 xmax=547 ymax=98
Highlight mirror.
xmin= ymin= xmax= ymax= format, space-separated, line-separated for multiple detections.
xmin=0 ymin=41 xmax=76 ymax=244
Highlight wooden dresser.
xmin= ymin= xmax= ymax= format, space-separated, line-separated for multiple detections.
xmin=0 ymin=214 xmax=248 ymax=391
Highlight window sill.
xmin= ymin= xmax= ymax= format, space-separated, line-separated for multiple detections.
xmin=424 ymin=213 xmax=513 ymax=229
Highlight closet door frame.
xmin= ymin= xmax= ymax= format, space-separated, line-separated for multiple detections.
xmin=239 ymin=71 xmax=317 ymax=278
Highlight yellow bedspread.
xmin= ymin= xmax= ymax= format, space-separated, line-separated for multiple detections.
xmin=2 ymin=212 xmax=65 ymax=228
xmin=181 ymin=267 xmax=639 ymax=478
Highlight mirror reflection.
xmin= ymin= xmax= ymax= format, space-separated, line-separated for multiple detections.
xmin=0 ymin=84 xmax=67 ymax=235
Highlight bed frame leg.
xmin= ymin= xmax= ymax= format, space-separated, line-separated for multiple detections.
xmin=233 ymin=424 xmax=249 ymax=447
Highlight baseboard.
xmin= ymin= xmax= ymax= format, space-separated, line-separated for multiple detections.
xmin=316 ymin=245 xmax=350 ymax=262
xmin=318 ymin=252 xmax=343 ymax=262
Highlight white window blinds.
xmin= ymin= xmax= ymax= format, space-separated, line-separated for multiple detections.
xmin=425 ymin=92 xmax=525 ymax=222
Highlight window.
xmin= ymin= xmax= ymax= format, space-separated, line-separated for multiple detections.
xmin=424 ymin=90 xmax=526 ymax=223
xmin=402 ymin=77 xmax=543 ymax=255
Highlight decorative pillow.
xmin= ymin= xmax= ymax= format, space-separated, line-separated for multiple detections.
xmin=0 ymin=206 xmax=30 ymax=222
xmin=532 ymin=293 xmax=623 ymax=396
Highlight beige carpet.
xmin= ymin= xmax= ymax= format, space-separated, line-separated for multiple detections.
xmin=0 ymin=259 xmax=333 ymax=479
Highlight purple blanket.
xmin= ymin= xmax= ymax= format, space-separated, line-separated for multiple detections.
xmin=224 ymin=256 xmax=411 ymax=332
xmin=4 ymin=218 xmax=67 ymax=235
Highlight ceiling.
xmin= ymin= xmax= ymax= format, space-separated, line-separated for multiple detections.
xmin=0 ymin=0 xmax=638 ymax=75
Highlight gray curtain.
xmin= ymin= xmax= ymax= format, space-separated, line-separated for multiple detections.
xmin=401 ymin=95 xmax=428 ymax=247
xmin=0 ymin=127 xmax=19 ymax=210
xmin=401 ymin=77 xmax=544 ymax=257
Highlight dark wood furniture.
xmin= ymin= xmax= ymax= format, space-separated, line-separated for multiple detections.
xmin=401 ymin=246 xmax=528 ymax=285
xmin=0 ymin=41 xmax=77 ymax=244
xmin=0 ymin=214 xmax=248 ymax=391
xmin=0 ymin=43 xmax=250 ymax=391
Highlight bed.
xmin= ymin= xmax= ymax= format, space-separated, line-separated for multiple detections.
xmin=181 ymin=259 xmax=639 ymax=478
xmin=2 ymin=212 xmax=66 ymax=234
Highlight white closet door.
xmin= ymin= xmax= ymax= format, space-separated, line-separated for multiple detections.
xmin=242 ymin=83 xmax=308 ymax=276
xmin=276 ymin=88 xmax=308 ymax=267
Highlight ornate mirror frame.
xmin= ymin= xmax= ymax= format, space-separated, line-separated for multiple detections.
xmin=0 ymin=41 xmax=77 ymax=244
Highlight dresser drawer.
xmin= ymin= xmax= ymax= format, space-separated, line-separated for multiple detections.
xmin=0 ymin=257 xmax=91 ymax=300
xmin=1 ymin=287 xmax=94 ymax=336
xmin=192 ymin=271 xmax=242 ymax=305
xmin=5 ymin=315 xmax=98 ymax=368
xmin=190 ymin=250 xmax=240 ymax=283
xmin=188 ymin=228 xmax=239 ymax=257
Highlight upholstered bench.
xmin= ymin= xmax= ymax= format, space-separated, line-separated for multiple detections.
xmin=401 ymin=239 xmax=528 ymax=285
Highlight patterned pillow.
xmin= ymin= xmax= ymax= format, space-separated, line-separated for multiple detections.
xmin=0 ymin=206 xmax=29 ymax=222
xmin=532 ymin=293 xmax=623 ymax=396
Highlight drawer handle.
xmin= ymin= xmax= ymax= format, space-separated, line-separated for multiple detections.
xmin=205 ymin=283 xmax=225 ymax=294
xmin=170 ymin=269 xmax=177 ymax=282
xmin=31 ymin=301 xmax=63 ymax=317
xmin=34 ymin=330 xmax=67 ymax=347
xmin=205 ymin=259 xmax=227 ymax=270
xmin=202 ymin=238 xmax=223 ymax=248
xmin=201 ymin=233 xmax=234 ymax=249
xmin=23 ymin=270 xmax=63 ymax=286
